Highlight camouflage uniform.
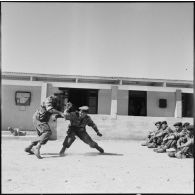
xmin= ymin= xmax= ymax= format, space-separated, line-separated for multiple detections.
xmin=141 ymin=121 xmax=161 ymax=146
xmin=59 ymin=105 xmax=104 ymax=155
xmin=155 ymin=122 xmax=183 ymax=153
xmin=25 ymin=95 xmax=64 ymax=159
xmin=168 ymin=125 xmax=194 ymax=158
xmin=8 ymin=127 xmax=26 ymax=136
xmin=148 ymin=121 xmax=173 ymax=148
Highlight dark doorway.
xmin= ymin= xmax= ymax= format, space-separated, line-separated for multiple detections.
xmin=57 ymin=88 xmax=98 ymax=114
xmin=182 ymin=93 xmax=193 ymax=117
xmin=128 ymin=90 xmax=147 ymax=116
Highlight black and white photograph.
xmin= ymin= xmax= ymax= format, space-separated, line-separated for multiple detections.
xmin=1 ymin=1 xmax=194 ymax=194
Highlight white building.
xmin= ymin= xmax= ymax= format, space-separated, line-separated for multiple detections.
xmin=2 ymin=71 xmax=193 ymax=137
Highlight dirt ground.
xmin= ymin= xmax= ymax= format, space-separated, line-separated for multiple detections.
xmin=1 ymin=137 xmax=194 ymax=194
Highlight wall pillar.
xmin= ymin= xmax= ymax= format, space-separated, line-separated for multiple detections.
xmin=41 ymin=82 xmax=49 ymax=103
xmin=110 ymin=85 xmax=118 ymax=119
xmin=174 ymin=89 xmax=182 ymax=118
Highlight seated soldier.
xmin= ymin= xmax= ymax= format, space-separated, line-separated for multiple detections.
xmin=155 ymin=122 xmax=183 ymax=153
xmin=147 ymin=121 xmax=172 ymax=148
xmin=8 ymin=127 xmax=26 ymax=136
xmin=141 ymin=121 xmax=161 ymax=146
xmin=168 ymin=125 xmax=194 ymax=158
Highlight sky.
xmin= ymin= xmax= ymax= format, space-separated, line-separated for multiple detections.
xmin=1 ymin=2 xmax=194 ymax=80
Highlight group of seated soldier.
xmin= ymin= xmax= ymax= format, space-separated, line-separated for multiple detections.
xmin=141 ymin=121 xmax=194 ymax=159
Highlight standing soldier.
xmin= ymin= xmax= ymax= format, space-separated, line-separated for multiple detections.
xmin=24 ymin=95 xmax=65 ymax=159
xmin=59 ymin=103 xmax=104 ymax=156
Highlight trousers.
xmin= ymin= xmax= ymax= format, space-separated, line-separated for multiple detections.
xmin=31 ymin=113 xmax=52 ymax=145
xmin=62 ymin=128 xmax=98 ymax=149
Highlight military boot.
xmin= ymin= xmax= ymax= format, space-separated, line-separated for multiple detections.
xmin=59 ymin=146 xmax=66 ymax=156
xmin=32 ymin=144 xmax=42 ymax=159
xmin=141 ymin=141 xmax=148 ymax=146
xmin=24 ymin=143 xmax=36 ymax=154
xmin=147 ymin=143 xmax=157 ymax=148
xmin=96 ymin=146 xmax=104 ymax=153
xmin=156 ymin=147 xmax=166 ymax=153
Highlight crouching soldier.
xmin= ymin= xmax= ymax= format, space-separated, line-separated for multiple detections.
xmin=141 ymin=121 xmax=161 ymax=146
xmin=8 ymin=127 xmax=26 ymax=136
xmin=24 ymin=95 xmax=65 ymax=159
xmin=155 ymin=122 xmax=183 ymax=153
xmin=148 ymin=121 xmax=172 ymax=148
xmin=168 ymin=125 xmax=194 ymax=158
xmin=59 ymin=103 xmax=104 ymax=156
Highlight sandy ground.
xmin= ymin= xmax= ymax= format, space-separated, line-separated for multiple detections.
xmin=1 ymin=137 xmax=194 ymax=194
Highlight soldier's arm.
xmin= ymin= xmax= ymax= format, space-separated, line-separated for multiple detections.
xmin=87 ymin=117 xmax=102 ymax=135
xmin=180 ymin=138 xmax=194 ymax=148
xmin=45 ymin=98 xmax=64 ymax=117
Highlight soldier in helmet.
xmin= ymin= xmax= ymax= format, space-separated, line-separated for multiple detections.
xmin=59 ymin=103 xmax=104 ymax=156
xmin=24 ymin=95 xmax=65 ymax=159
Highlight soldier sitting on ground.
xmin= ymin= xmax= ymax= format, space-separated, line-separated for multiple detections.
xmin=59 ymin=102 xmax=104 ymax=156
xmin=8 ymin=127 xmax=26 ymax=136
xmin=168 ymin=125 xmax=194 ymax=158
xmin=147 ymin=121 xmax=173 ymax=148
xmin=141 ymin=121 xmax=162 ymax=146
xmin=154 ymin=122 xmax=183 ymax=153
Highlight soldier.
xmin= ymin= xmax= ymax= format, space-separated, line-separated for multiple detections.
xmin=141 ymin=121 xmax=162 ymax=146
xmin=148 ymin=121 xmax=173 ymax=148
xmin=24 ymin=95 xmax=65 ymax=159
xmin=59 ymin=103 xmax=104 ymax=156
xmin=155 ymin=122 xmax=183 ymax=153
xmin=168 ymin=125 xmax=194 ymax=158
xmin=8 ymin=127 xmax=26 ymax=136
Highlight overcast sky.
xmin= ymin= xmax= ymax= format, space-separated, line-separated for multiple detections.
xmin=1 ymin=2 xmax=193 ymax=80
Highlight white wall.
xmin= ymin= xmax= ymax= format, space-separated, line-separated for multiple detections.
xmin=2 ymin=85 xmax=41 ymax=130
xmin=117 ymin=90 xmax=129 ymax=115
xmin=147 ymin=91 xmax=175 ymax=117
xmin=98 ymin=89 xmax=111 ymax=114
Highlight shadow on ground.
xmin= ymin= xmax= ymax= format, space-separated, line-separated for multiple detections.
xmin=40 ymin=152 xmax=124 ymax=158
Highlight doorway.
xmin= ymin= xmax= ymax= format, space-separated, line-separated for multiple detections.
xmin=128 ymin=90 xmax=147 ymax=116
xmin=57 ymin=88 xmax=98 ymax=114
xmin=182 ymin=93 xmax=193 ymax=117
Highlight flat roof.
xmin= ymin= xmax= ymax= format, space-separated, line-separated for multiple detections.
xmin=2 ymin=71 xmax=193 ymax=88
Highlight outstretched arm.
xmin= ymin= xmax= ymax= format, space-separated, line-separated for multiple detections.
xmin=87 ymin=117 xmax=102 ymax=136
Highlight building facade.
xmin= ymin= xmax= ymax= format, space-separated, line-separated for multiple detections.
xmin=2 ymin=71 xmax=194 ymax=132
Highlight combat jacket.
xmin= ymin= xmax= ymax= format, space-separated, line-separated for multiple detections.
xmin=35 ymin=96 xmax=58 ymax=122
xmin=64 ymin=111 xmax=99 ymax=133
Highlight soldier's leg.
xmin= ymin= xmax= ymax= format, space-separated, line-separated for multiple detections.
xmin=59 ymin=131 xmax=76 ymax=156
xmin=25 ymin=126 xmax=40 ymax=154
xmin=31 ymin=123 xmax=52 ymax=159
xmin=77 ymin=131 xmax=104 ymax=153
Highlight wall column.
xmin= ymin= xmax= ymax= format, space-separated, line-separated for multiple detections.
xmin=41 ymin=82 xmax=49 ymax=103
xmin=110 ymin=85 xmax=118 ymax=119
xmin=174 ymin=89 xmax=182 ymax=118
